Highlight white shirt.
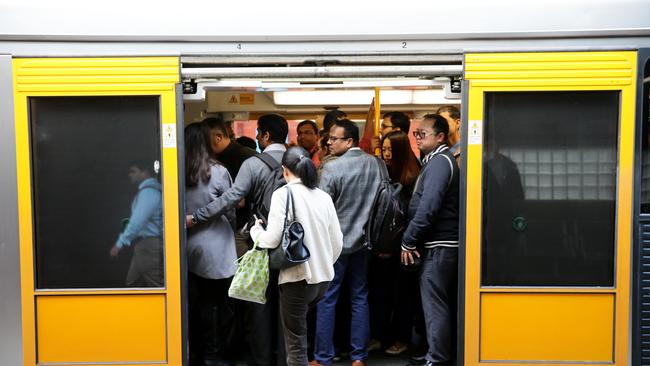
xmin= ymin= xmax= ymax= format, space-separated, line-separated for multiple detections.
xmin=251 ymin=180 xmax=343 ymax=285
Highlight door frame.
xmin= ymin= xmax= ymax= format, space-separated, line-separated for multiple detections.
xmin=12 ymin=57 xmax=184 ymax=366
xmin=460 ymin=51 xmax=636 ymax=366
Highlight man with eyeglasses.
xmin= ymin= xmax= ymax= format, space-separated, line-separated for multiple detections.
xmin=312 ymin=119 xmax=384 ymax=366
xmin=401 ymin=114 xmax=460 ymax=366
xmin=359 ymin=108 xmax=411 ymax=155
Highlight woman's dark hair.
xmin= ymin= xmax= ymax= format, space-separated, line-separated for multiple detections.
xmin=282 ymin=147 xmax=318 ymax=189
xmin=185 ymin=122 xmax=213 ymax=187
xmin=381 ymin=131 xmax=421 ymax=189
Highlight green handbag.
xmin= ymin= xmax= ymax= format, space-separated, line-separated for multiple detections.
xmin=228 ymin=239 xmax=269 ymax=304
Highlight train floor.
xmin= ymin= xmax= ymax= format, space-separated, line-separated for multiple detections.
xmin=332 ymin=352 xmax=412 ymax=366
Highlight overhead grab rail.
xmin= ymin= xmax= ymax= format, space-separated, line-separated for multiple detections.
xmin=181 ymin=65 xmax=463 ymax=79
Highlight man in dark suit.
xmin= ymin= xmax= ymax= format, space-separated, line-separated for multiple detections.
xmin=313 ymin=119 xmax=383 ymax=366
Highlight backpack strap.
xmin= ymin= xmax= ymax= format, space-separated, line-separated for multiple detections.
xmin=254 ymin=152 xmax=281 ymax=171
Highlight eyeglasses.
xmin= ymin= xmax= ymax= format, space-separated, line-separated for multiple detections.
xmin=412 ymin=129 xmax=438 ymax=139
xmin=328 ymin=136 xmax=351 ymax=142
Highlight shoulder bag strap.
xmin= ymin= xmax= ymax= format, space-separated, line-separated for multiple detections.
xmin=375 ymin=157 xmax=390 ymax=182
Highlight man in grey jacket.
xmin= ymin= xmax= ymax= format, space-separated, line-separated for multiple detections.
xmin=186 ymin=113 xmax=288 ymax=366
xmin=313 ymin=119 xmax=383 ymax=366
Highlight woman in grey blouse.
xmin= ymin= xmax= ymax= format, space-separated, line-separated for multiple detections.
xmin=185 ymin=122 xmax=237 ymax=366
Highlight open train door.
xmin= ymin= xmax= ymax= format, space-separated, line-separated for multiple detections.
xmin=13 ymin=57 xmax=185 ymax=366
xmin=461 ymin=51 xmax=635 ymax=366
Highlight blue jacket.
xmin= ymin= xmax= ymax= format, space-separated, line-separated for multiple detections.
xmin=402 ymin=145 xmax=460 ymax=250
xmin=116 ymin=177 xmax=163 ymax=248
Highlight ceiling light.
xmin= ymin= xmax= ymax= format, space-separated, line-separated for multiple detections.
xmin=273 ymin=89 xmax=449 ymax=105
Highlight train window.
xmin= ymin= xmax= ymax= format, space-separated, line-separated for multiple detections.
xmin=30 ymin=96 xmax=164 ymax=289
xmin=482 ymin=91 xmax=619 ymax=287
xmin=641 ymin=60 xmax=650 ymax=213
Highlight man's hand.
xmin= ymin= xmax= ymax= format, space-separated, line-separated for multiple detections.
xmin=401 ymin=249 xmax=420 ymax=266
xmin=371 ymin=136 xmax=381 ymax=152
xmin=109 ymin=245 xmax=120 ymax=258
xmin=186 ymin=214 xmax=195 ymax=229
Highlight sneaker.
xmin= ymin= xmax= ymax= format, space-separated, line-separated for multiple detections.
xmin=408 ymin=354 xmax=427 ymax=366
xmin=385 ymin=341 xmax=408 ymax=355
xmin=367 ymin=339 xmax=382 ymax=352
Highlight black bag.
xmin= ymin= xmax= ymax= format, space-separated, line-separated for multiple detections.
xmin=364 ymin=157 xmax=407 ymax=257
xmin=242 ymin=153 xmax=287 ymax=243
xmin=269 ymin=186 xmax=311 ymax=270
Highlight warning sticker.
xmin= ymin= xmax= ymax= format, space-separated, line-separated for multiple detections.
xmin=228 ymin=95 xmax=239 ymax=104
xmin=163 ymin=123 xmax=177 ymax=148
xmin=239 ymin=93 xmax=255 ymax=105
xmin=468 ymin=120 xmax=482 ymax=145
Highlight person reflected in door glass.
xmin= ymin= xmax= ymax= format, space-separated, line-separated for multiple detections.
xmin=109 ymin=159 xmax=163 ymax=287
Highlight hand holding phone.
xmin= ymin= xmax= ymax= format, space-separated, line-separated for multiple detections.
xmin=253 ymin=214 xmax=266 ymax=228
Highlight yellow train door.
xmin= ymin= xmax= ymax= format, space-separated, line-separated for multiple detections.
xmin=13 ymin=57 xmax=184 ymax=366
xmin=462 ymin=51 xmax=635 ymax=366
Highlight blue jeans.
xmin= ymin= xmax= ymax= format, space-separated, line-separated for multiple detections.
xmin=314 ymin=249 xmax=369 ymax=365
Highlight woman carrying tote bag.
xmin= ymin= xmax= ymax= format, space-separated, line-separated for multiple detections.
xmin=251 ymin=147 xmax=343 ymax=366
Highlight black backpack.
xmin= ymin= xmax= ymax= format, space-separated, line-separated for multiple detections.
xmin=364 ymin=157 xmax=407 ymax=257
xmin=250 ymin=152 xmax=286 ymax=225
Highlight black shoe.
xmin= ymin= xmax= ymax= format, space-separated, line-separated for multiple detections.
xmin=407 ymin=355 xmax=427 ymax=366
xmin=424 ymin=361 xmax=453 ymax=366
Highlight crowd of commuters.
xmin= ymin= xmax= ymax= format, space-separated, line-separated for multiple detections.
xmin=175 ymin=105 xmax=461 ymax=366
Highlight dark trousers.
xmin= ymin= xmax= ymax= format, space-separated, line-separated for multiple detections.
xmin=126 ymin=237 xmax=163 ymax=287
xmin=419 ymin=247 xmax=458 ymax=363
xmin=188 ymin=273 xmax=234 ymax=365
xmin=245 ymin=270 xmax=287 ymax=366
xmin=279 ymin=281 xmax=329 ymax=366
xmin=369 ymin=254 xmax=421 ymax=346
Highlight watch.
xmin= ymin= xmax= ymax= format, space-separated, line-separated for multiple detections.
xmin=191 ymin=215 xmax=198 ymax=225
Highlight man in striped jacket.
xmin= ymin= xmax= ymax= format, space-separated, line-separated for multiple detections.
xmin=401 ymin=114 xmax=460 ymax=366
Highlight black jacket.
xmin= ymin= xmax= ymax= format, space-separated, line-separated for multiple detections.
xmin=401 ymin=145 xmax=460 ymax=250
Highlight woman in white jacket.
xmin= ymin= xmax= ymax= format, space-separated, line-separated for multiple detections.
xmin=251 ymin=147 xmax=343 ymax=366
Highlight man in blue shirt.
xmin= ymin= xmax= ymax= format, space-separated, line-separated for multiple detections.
xmin=110 ymin=160 xmax=163 ymax=287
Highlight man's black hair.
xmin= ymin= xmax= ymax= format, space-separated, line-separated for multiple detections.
xmin=297 ymin=119 xmax=319 ymax=134
xmin=257 ymin=114 xmax=289 ymax=144
xmin=236 ymin=136 xmax=257 ymax=150
xmin=130 ymin=158 xmax=155 ymax=174
xmin=422 ymin=113 xmax=450 ymax=143
xmin=203 ymin=117 xmax=230 ymax=137
xmin=333 ymin=119 xmax=359 ymax=145
xmin=323 ymin=109 xmax=347 ymax=132
xmin=386 ymin=111 xmax=411 ymax=132
xmin=436 ymin=105 xmax=461 ymax=120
